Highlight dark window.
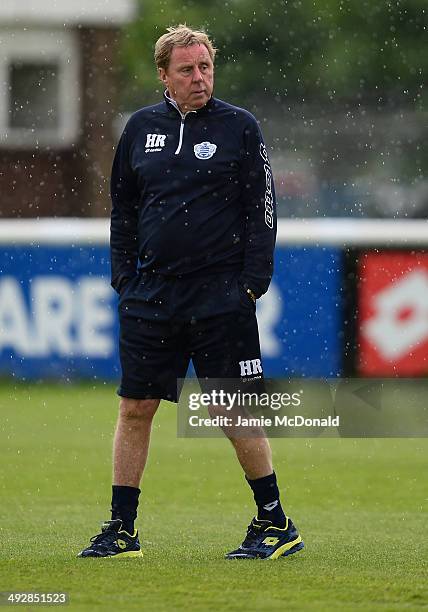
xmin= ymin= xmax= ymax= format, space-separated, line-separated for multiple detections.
xmin=9 ymin=62 xmax=59 ymax=130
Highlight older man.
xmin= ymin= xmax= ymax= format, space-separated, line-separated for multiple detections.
xmin=78 ymin=25 xmax=303 ymax=560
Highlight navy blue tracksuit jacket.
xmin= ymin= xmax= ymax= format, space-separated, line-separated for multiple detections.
xmin=110 ymin=94 xmax=277 ymax=319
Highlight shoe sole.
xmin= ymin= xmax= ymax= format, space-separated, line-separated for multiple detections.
xmin=78 ymin=550 xmax=143 ymax=559
xmin=108 ymin=550 xmax=143 ymax=559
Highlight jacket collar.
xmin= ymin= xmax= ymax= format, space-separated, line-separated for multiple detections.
xmin=163 ymin=90 xmax=215 ymax=116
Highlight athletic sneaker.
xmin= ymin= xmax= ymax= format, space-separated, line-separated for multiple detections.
xmin=77 ymin=519 xmax=143 ymax=558
xmin=225 ymin=516 xmax=304 ymax=560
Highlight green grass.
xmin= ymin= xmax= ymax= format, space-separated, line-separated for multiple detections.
xmin=0 ymin=383 xmax=427 ymax=611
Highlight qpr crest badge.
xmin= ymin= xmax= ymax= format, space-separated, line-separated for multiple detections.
xmin=194 ymin=141 xmax=217 ymax=160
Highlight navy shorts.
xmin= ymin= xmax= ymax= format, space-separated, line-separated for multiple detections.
xmin=117 ymin=272 xmax=263 ymax=402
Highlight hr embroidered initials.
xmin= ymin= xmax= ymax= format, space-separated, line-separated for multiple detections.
xmin=145 ymin=133 xmax=166 ymax=151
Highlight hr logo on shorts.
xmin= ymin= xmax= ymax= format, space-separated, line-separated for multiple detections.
xmin=239 ymin=359 xmax=263 ymax=377
xmin=145 ymin=133 xmax=166 ymax=152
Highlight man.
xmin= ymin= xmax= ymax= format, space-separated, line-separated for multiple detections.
xmin=78 ymin=25 xmax=303 ymax=560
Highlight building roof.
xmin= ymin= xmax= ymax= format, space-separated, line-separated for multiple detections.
xmin=0 ymin=0 xmax=136 ymax=26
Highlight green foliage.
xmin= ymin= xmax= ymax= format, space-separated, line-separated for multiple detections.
xmin=120 ymin=0 xmax=427 ymax=108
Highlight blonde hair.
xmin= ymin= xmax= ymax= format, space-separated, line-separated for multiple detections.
xmin=154 ymin=24 xmax=217 ymax=70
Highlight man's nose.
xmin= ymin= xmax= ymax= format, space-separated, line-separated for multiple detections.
xmin=192 ymin=67 xmax=203 ymax=81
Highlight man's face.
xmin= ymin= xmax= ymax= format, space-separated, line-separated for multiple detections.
xmin=159 ymin=43 xmax=214 ymax=112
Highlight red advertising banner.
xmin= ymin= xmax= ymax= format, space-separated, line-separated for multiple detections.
xmin=358 ymin=252 xmax=428 ymax=376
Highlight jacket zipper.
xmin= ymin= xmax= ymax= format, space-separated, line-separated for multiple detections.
xmin=164 ymin=91 xmax=197 ymax=155
xmin=174 ymin=110 xmax=196 ymax=155
xmin=164 ymin=92 xmax=195 ymax=155
xmin=175 ymin=116 xmax=186 ymax=155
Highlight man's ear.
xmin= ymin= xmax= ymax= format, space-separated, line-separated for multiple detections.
xmin=158 ymin=67 xmax=168 ymax=86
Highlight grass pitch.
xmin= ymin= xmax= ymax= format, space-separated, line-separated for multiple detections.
xmin=0 ymin=383 xmax=427 ymax=611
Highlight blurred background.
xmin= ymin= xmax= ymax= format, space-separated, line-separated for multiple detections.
xmin=0 ymin=0 xmax=427 ymax=381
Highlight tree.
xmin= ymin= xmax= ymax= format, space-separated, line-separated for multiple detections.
xmin=120 ymin=0 xmax=426 ymax=109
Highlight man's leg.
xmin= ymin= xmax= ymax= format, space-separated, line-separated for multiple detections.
xmin=205 ymin=409 xmax=303 ymax=559
xmin=192 ymin=309 xmax=287 ymax=525
xmin=113 ymin=398 xmax=160 ymax=487
xmin=77 ymin=280 xmax=189 ymax=557
xmin=227 ymin=435 xmax=272 ymax=480
xmin=111 ymin=398 xmax=160 ymax=534
xmin=112 ymin=302 xmax=188 ymax=537
xmin=217 ymin=423 xmax=286 ymax=527
xmin=191 ymin=308 xmax=303 ymax=558
xmin=219 ymin=412 xmax=302 ymax=560
xmin=78 ymin=397 xmax=161 ymax=558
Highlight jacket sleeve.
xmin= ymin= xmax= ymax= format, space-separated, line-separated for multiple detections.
xmin=110 ymin=124 xmax=139 ymax=294
xmin=239 ymin=116 xmax=277 ymax=299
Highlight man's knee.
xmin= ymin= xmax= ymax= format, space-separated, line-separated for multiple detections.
xmin=119 ymin=398 xmax=160 ymax=422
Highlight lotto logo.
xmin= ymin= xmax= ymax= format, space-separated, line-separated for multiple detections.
xmin=358 ymin=252 xmax=428 ymax=376
xmin=260 ymin=143 xmax=274 ymax=229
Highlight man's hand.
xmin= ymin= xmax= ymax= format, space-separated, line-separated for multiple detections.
xmin=246 ymin=288 xmax=257 ymax=304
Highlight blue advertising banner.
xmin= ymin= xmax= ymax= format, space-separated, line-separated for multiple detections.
xmin=0 ymin=245 xmax=120 ymax=381
xmin=257 ymin=247 xmax=342 ymax=377
xmin=0 ymin=245 xmax=342 ymax=381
